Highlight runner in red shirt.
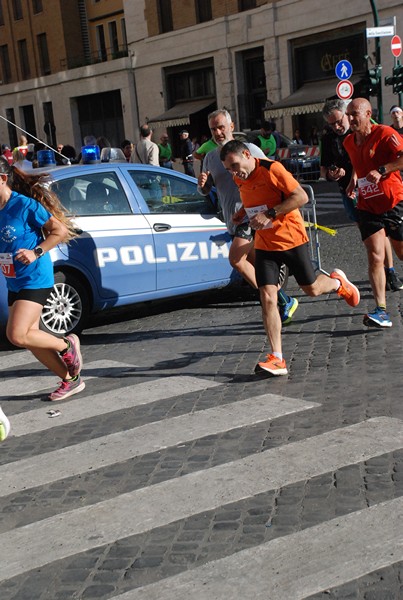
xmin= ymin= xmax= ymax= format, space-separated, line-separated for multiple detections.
xmin=344 ymin=98 xmax=403 ymax=328
xmin=220 ymin=140 xmax=360 ymax=377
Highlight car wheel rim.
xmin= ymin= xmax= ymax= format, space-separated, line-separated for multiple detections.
xmin=41 ymin=282 xmax=83 ymax=335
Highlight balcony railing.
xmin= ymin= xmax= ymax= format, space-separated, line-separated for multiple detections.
xmin=60 ymin=44 xmax=128 ymax=70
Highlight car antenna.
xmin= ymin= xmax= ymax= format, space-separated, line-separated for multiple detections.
xmin=0 ymin=114 xmax=71 ymax=165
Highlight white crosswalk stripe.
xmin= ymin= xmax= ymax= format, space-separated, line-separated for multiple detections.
xmin=0 ymin=351 xmax=402 ymax=599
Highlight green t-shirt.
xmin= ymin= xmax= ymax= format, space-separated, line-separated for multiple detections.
xmin=158 ymin=143 xmax=172 ymax=160
xmin=197 ymin=138 xmax=218 ymax=155
xmin=257 ymin=134 xmax=276 ymax=157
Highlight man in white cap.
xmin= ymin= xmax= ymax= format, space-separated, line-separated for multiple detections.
xmin=390 ymin=106 xmax=403 ymax=136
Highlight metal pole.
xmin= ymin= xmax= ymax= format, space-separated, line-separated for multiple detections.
xmin=369 ymin=0 xmax=383 ymax=122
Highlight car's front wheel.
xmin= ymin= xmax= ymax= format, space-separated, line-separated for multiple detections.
xmin=40 ymin=271 xmax=90 ymax=337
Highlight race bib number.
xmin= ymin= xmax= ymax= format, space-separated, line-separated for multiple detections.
xmin=357 ymin=177 xmax=383 ymax=200
xmin=245 ymin=205 xmax=273 ymax=229
xmin=0 ymin=253 xmax=16 ymax=278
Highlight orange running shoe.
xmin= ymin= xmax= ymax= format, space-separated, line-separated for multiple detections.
xmin=330 ymin=268 xmax=360 ymax=307
xmin=255 ymin=354 xmax=288 ymax=376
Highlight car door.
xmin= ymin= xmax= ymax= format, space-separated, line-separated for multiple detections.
xmin=50 ymin=168 xmax=157 ymax=301
xmin=125 ymin=168 xmax=232 ymax=292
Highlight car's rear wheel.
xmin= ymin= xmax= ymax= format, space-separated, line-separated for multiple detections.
xmin=40 ymin=271 xmax=90 ymax=337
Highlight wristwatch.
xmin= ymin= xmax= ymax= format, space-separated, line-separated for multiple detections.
xmin=266 ymin=207 xmax=277 ymax=220
xmin=378 ymin=166 xmax=387 ymax=175
xmin=34 ymin=246 xmax=45 ymax=258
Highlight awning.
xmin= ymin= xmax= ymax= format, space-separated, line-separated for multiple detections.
xmin=264 ymin=76 xmax=361 ymax=119
xmin=147 ymin=99 xmax=215 ymax=128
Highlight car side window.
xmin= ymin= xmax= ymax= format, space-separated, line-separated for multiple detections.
xmin=129 ymin=171 xmax=214 ymax=214
xmin=51 ymin=172 xmax=132 ymax=216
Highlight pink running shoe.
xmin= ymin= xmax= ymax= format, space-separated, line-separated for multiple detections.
xmin=62 ymin=334 xmax=83 ymax=378
xmin=49 ymin=376 xmax=86 ymax=401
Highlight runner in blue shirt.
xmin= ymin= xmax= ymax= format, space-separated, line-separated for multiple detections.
xmin=0 ymin=158 xmax=85 ymax=401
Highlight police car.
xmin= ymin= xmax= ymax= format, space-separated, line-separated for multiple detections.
xmin=0 ymin=163 xmax=234 ymax=336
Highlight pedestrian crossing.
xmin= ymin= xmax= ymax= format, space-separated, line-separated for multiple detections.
xmin=0 ymin=351 xmax=402 ymax=599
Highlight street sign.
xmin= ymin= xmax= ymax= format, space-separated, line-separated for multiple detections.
xmin=366 ymin=26 xmax=394 ymax=38
xmin=336 ymin=80 xmax=354 ymax=100
xmin=335 ymin=60 xmax=353 ymax=80
xmin=391 ymin=35 xmax=402 ymax=58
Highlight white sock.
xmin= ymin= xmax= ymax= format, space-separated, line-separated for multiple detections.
xmin=272 ymin=351 xmax=282 ymax=360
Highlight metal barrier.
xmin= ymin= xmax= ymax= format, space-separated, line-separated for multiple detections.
xmin=300 ymin=184 xmax=327 ymax=274
xmin=278 ymin=146 xmax=320 ymax=182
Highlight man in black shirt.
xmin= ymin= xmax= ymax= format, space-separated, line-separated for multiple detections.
xmin=321 ymin=99 xmax=403 ymax=292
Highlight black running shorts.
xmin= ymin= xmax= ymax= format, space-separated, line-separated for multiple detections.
xmin=255 ymin=243 xmax=316 ymax=287
xmin=8 ymin=287 xmax=54 ymax=307
xmin=357 ymin=201 xmax=403 ymax=242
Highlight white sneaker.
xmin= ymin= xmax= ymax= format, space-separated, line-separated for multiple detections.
xmin=0 ymin=406 xmax=10 ymax=441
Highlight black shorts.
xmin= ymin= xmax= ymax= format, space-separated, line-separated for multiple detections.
xmin=357 ymin=202 xmax=403 ymax=242
xmin=8 ymin=287 xmax=53 ymax=307
xmin=255 ymin=243 xmax=316 ymax=287
xmin=232 ymin=222 xmax=254 ymax=241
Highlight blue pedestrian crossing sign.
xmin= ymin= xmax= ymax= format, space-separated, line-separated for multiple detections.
xmin=335 ymin=60 xmax=353 ymax=80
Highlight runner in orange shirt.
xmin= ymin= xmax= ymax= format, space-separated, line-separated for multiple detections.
xmin=344 ymin=98 xmax=403 ymax=328
xmin=220 ymin=140 xmax=360 ymax=376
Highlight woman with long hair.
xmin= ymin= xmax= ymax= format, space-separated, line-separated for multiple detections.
xmin=0 ymin=157 xmax=85 ymax=401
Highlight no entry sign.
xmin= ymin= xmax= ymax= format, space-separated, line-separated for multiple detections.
xmin=391 ymin=35 xmax=402 ymax=58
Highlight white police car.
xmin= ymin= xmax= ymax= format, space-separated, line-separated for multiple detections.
xmin=0 ymin=163 xmax=234 ymax=336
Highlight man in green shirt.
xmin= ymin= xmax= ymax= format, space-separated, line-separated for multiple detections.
xmin=158 ymin=134 xmax=174 ymax=169
xmin=253 ymin=122 xmax=277 ymax=158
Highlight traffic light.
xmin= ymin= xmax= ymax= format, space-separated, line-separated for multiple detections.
xmin=367 ymin=66 xmax=382 ymax=96
xmin=385 ymin=64 xmax=403 ymax=94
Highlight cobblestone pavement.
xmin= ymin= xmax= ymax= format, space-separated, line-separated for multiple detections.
xmin=0 ymin=199 xmax=402 ymax=600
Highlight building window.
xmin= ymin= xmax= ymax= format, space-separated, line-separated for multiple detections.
xmin=18 ymin=39 xmax=31 ymax=79
xmin=96 ymin=24 xmax=107 ymax=61
xmin=195 ymin=0 xmax=212 ymax=23
xmin=6 ymin=108 xmax=17 ymax=148
xmin=37 ymin=33 xmax=51 ymax=75
xmin=0 ymin=44 xmax=11 ymax=83
xmin=32 ymin=0 xmax=43 ymax=14
xmin=121 ymin=18 xmax=127 ymax=48
xmin=238 ymin=0 xmax=256 ymax=10
xmin=157 ymin=0 xmax=173 ymax=34
xmin=0 ymin=1 xmax=4 ymax=26
xmin=108 ymin=21 xmax=119 ymax=56
xmin=13 ymin=0 xmax=23 ymax=20
xmin=167 ymin=64 xmax=215 ymax=104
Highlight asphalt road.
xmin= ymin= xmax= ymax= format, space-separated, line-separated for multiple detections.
xmin=0 ymin=192 xmax=402 ymax=600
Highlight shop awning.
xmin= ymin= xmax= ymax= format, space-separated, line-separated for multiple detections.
xmin=264 ymin=76 xmax=361 ymax=119
xmin=147 ymin=99 xmax=215 ymax=128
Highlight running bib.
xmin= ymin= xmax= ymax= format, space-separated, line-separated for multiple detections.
xmin=357 ymin=177 xmax=384 ymax=200
xmin=0 ymin=253 xmax=16 ymax=278
xmin=245 ymin=205 xmax=273 ymax=229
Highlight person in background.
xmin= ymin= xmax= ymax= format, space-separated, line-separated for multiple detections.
xmin=121 ymin=139 xmax=134 ymax=162
xmin=12 ymin=148 xmax=33 ymax=171
xmin=14 ymin=135 xmax=29 ymax=157
xmin=293 ymin=130 xmax=304 ymax=145
xmin=131 ymin=125 xmax=159 ymax=166
xmin=344 ymin=97 xmax=403 ymax=328
xmin=321 ymin=98 xmax=403 ymax=293
xmin=158 ymin=134 xmax=174 ymax=169
xmin=252 ymin=122 xmax=277 ymax=158
xmin=179 ymin=130 xmax=195 ymax=176
xmin=1 ymin=144 xmax=13 ymax=166
xmin=390 ymin=105 xmax=403 ymax=135
xmin=0 ymin=158 xmax=85 ymax=400
xmin=220 ymin=140 xmax=359 ymax=376
xmin=309 ymin=126 xmax=320 ymax=146
xmin=96 ymin=136 xmax=111 ymax=151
